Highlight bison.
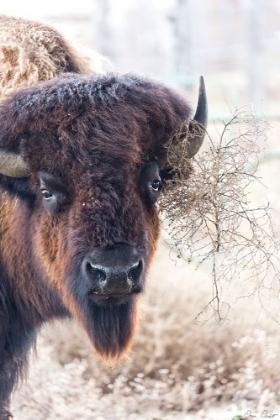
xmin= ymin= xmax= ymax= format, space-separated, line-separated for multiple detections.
xmin=0 ymin=15 xmax=207 ymax=420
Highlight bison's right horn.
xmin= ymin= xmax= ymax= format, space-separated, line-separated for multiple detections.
xmin=0 ymin=150 xmax=30 ymax=177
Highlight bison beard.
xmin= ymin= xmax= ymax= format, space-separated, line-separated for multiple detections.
xmin=66 ymin=260 xmax=138 ymax=361
xmin=79 ymin=296 xmax=137 ymax=362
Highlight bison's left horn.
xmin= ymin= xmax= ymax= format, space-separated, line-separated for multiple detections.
xmin=0 ymin=150 xmax=30 ymax=178
xmin=185 ymin=76 xmax=208 ymax=158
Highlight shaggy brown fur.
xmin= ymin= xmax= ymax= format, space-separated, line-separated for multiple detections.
xmin=0 ymin=14 xmax=104 ymax=98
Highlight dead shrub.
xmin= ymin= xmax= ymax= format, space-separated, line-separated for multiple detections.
xmin=160 ymin=105 xmax=280 ymax=323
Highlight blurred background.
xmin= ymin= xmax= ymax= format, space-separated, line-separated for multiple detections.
xmin=1 ymin=0 xmax=280 ymax=419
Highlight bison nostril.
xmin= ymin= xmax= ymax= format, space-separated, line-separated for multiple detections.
xmin=128 ymin=260 xmax=143 ymax=283
xmin=86 ymin=262 xmax=106 ymax=283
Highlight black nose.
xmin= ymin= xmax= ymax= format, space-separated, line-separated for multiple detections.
xmin=86 ymin=261 xmax=143 ymax=294
xmin=82 ymin=245 xmax=144 ymax=295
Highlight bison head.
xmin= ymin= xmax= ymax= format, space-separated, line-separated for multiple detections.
xmin=0 ymin=73 xmax=207 ymax=362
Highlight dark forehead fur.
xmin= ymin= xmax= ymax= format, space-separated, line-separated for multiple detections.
xmin=0 ymin=73 xmax=191 ymax=177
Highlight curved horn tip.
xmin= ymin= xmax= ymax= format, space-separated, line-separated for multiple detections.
xmin=199 ymin=75 xmax=205 ymax=86
xmin=199 ymin=75 xmax=205 ymax=88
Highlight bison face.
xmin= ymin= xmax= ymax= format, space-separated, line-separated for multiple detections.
xmin=33 ymin=162 xmax=161 ymax=361
xmin=0 ymin=73 xmax=207 ymax=362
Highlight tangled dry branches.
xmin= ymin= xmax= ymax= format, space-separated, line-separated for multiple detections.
xmin=160 ymin=106 xmax=280 ymax=323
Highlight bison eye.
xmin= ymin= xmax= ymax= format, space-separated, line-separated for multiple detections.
xmin=140 ymin=162 xmax=162 ymax=206
xmin=41 ymin=188 xmax=53 ymax=199
xmin=40 ymin=187 xmax=61 ymax=214
xmin=150 ymin=180 xmax=162 ymax=192
xmin=38 ymin=172 xmax=66 ymax=214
